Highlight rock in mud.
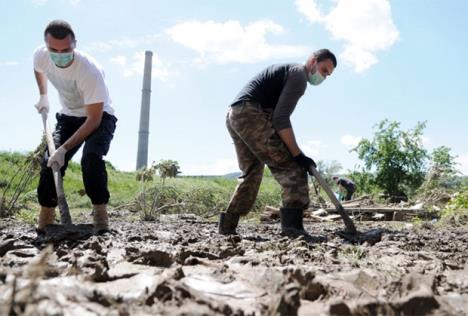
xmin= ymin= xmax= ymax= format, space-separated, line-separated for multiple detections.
xmin=328 ymin=299 xmax=352 ymax=316
xmin=395 ymin=286 xmax=439 ymax=315
xmin=126 ymin=247 xmax=174 ymax=267
xmin=267 ymin=282 xmax=301 ymax=316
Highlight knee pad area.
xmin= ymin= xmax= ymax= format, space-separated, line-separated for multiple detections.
xmin=81 ymin=153 xmax=104 ymax=171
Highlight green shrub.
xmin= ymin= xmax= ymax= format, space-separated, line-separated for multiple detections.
xmin=133 ymin=176 xmax=282 ymax=221
xmin=440 ymin=190 xmax=468 ymax=225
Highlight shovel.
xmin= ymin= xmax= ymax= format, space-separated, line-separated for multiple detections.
xmin=308 ymin=165 xmax=357 ymax=233
xmin=308 ymin=166 xmax=383 ymax=244
xmin=41 ymin=112 xmax=73 ymax=226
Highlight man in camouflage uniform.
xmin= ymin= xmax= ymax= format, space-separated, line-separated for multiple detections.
xmin=219 ymin=49 xmax=337 ymax=236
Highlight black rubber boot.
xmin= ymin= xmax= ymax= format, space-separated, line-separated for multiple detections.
xmin=218 ymin=212 xmax=240 ymax=235
xmin=280 ymin=207 xmax=306 ymax=236
xmin=280 ymin=208 xmax=327 ymax=242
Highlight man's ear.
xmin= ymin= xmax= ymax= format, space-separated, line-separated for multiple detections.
xmin=306 ymin=57 xmax=317 ymax=70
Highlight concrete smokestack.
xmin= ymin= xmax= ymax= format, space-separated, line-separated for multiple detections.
xmin=136 ymin=50 xmax=153 ymax=170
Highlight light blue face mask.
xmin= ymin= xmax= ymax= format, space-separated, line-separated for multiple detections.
xmin=308 ymin=68 xmax=325 ymax=86
xmin=49 ymin=51 xmax=74 ymax=68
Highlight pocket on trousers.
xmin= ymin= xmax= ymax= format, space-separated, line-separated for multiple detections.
xmin=266 ymin=133 xmax=292 ymax=167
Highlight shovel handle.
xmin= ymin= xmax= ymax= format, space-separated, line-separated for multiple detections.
xmin=309 ymin=165 xmax=357 ymax=233
xmin=41 ymin=112 xmax=57 ymax=156
xmin=40 ymin=112 xmax=73 ymax=226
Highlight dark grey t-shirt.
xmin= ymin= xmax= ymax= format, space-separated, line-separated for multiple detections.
xmin=337 ymin=178 xmax=356 ymax=191
xmin=231 ymin=63 xmax=307 ymax=130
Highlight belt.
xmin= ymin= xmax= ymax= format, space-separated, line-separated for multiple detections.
xmin=231 ymin=101 xmax=273 ymax=113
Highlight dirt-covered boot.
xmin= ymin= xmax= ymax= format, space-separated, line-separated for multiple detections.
xmin=93 ymin=204 xmax=109 ymax=234
xmin=280 ymin=207 xmax=307 ymax=236
xmin=280 ymin=208 xmax=326 ymax=242
xmin=37 ymin=206 xmax=55 ymax=232
xmin=218 ymin=212 xmax=240 ymax=235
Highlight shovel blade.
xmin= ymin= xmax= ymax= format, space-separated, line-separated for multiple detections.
xmin=337 ymin=228 xmax=384 ymax=245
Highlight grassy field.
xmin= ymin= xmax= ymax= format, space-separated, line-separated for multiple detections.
xmin=2 ymin=150 xmax=467 ymax=226
xmin=0 ymin=151 xmax=282 ymax=224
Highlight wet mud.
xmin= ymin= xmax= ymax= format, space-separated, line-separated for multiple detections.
xmin=0 ymin=215 xmax=467 ymax=315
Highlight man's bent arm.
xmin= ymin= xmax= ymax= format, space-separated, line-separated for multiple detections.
xmin=277 ymin=127 xmax=301 ymax=157
xmin=62 ymin=103 xmax=104 ymax=151
xmin=34 ymin=70 xmax=48 ymax=95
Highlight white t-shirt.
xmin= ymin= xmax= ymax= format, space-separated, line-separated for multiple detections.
xmin=33 ymin=46 xmax=114 ymax=117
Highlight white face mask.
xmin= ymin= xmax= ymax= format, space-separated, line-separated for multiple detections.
xmin=308 ymin=67 xmax=325 ymax=86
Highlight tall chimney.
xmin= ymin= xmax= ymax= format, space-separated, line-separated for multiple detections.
xmin=136 ymin=50 xmax=153 ymax=170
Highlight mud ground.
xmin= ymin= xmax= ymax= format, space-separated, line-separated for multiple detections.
xmin=0 ymin=213 xmax=467 ymax=316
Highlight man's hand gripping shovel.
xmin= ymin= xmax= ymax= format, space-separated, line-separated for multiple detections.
xmin=308 ymin=165 xmax=383 ymax=244
xmin=41 ymin=112 xmax=73 ymax=227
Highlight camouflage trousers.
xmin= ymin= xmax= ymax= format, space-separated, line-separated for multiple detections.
xmin=225 ymin=101 xmax=310 ymax=216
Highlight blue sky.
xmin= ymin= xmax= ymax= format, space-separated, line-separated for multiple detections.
xmin=1 ymin=0 xmax=467 ymax=175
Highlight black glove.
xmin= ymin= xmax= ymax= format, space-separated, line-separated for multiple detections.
xmin=293 ymin=153 xmax=317 ymax=174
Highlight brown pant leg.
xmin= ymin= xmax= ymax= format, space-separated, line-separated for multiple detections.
xmin=228 ymin=103 xmax=310 ymax=211
xmin=225 ymin=110 xmax=265 ymax=216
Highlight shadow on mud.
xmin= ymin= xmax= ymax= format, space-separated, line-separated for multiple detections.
xmin=33 ymin=224 xmax=102 ymax=245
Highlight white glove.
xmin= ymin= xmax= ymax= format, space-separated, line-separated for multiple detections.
xmin=34 ymin=95 xmax=49 ymax=114
xmin=47 ymin=146 xmax=67 ymax=171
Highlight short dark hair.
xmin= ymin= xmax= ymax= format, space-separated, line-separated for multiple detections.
xmin=314 ymin=49 xmax=337 ymax=68
xmin=44 ymin=20 xmax=75 ymax=40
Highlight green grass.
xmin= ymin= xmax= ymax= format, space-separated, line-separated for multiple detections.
xmin=438 ymin=190 xmax=468 ymax=226
xmin=0 ymin=151 xmax=282 ymax=223
xmin=0 ymin=151 xmax=141 ymax=215
xmin=2 ymin=151 xmax=467 ymax=227
xmin=133 ymin=173 xmax=281 ymax=221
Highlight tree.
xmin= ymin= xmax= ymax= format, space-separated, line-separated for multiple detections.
xmin=423 ymin=146 xmax=459 ymax=190
xmin=156 ymin=160 xmax=181 ymax=180
xmin=346 ymin=167 xmax=376 ymax=196
xmin=353 ymin=120 xmax=428 ymax=201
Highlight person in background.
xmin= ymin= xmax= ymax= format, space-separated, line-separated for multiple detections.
xmin=332 ymin=176 xmax=356 ymax=201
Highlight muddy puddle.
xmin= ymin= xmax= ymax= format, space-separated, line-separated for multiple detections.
xmin=0 ymin=214 xmax=467 ymax=315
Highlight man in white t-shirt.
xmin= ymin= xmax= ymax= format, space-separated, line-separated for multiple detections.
xmin=34 ymin=20 xmax=117 ymax=233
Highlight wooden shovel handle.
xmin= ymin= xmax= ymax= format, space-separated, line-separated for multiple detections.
xmin=41 ymin=112 xmax=73 ymax=226
xmin=309 ymin=165 xmax=357 ymax=233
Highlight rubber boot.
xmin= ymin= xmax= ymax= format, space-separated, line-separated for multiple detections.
xmin=218 ymin=212 xmax=240 ymax=235
xmin=37 ymin=206 xmax=55 ymax=232
xmin=280 ymin=207 xmax=306 ymax=236
xmin=93 ymin=204 xmax=109 ymax=234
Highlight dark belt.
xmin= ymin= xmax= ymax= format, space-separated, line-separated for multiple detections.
xmin=231 ymin=101 xmax=273 ymax=113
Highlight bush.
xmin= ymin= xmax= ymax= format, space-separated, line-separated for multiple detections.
xmin=440 ymin=190 xmax=468 ymax=225
xmin=345 ymin=168 xmax=378 ymax=196
xmin=134 ymin=176 xmax=282 ymax=221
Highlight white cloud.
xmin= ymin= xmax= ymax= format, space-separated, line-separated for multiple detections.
xmin=110 ymin=52 xmax=170 ymax=80
xmin=109 ymin=55 xmax=127 ymax=66
xmin=166 ymin=20 xmax=310 ymax=64
xmin=301 ymin=140 xmax=323 ymax=157
xmin=296 ymin=0 xmax=399 ymax=72
xmin=455 ymin=154 xmax=468 ymax=175
xmin=182 ymin=158 xmax=239 ymax=176
xmin=341 ymin=134 xmax=362 ymax=147
xmin=84 ymin=35 xmax=161 ymax=53
xmin=296 ymin=0 xmax=324 ymax=23
xmin=0 ymin=61 xmax=18 ymax=66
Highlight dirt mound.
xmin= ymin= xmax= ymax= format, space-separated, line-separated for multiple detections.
xmin=1 ymin=216 xmax=467 ymax=315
